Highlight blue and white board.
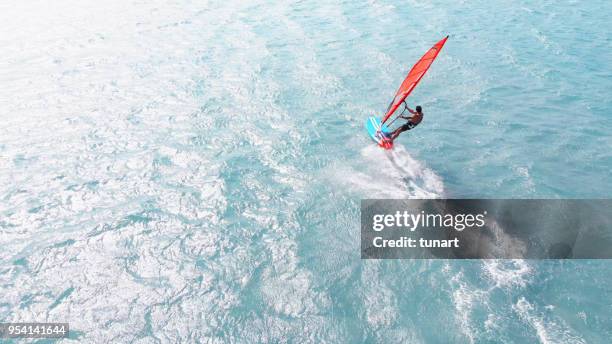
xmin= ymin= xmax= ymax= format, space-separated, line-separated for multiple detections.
xmin=365 ymin=116 xmax=393 ymax=149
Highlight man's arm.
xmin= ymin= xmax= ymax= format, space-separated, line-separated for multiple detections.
xmin=399 ymin=103 xmax=416 ymax=119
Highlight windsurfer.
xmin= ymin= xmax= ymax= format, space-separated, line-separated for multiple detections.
xmin=388 ymin=105 xmax=423 ymax=141
xmin=368 ymin=36 xmax=447 ymax=149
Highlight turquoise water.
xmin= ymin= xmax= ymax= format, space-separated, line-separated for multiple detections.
xmin=1 ymin=0 xmax=611 ymax=342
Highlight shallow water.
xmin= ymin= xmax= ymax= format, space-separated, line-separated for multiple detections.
xmin=1 ymin=0 xmax=611 ymax=342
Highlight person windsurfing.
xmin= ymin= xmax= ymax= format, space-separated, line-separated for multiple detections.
xmin=384 ymin=104 xmax=423 ymax=142
xmin=365 ymin=36 xmax=448 ymax=149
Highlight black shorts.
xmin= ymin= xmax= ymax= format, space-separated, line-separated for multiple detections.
xmin=400 ymin=122 xmax=417 ymax=132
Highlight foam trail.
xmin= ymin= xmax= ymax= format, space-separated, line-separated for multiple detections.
xmin=337 ymin=143 xmax=444 ymax=199
xmin=514 ymin=297 xmax=586 ymax=344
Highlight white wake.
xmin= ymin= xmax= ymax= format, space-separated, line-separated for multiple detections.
xmin=333 ymin=143 xmax=444 ymax=199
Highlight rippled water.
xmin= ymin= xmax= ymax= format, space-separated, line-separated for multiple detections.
xmin=1 ymin=0 xmax=611 ymax=342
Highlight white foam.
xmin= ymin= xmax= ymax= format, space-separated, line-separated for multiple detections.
xmin=483 ymin=260 xmax=532 ymax=289
xmin=331 ymin=143 xmax=444 ymax=199
xmin=450 ymin=270 xmax=485 ymax=344
xmin=513 ymin=297 xmax=586 ymax=344
xmin=361 ymin=262 xmax=399 ymax=330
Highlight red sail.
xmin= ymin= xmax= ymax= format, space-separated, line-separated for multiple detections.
xmin=381 ymin=36 xmax=448 ymax=124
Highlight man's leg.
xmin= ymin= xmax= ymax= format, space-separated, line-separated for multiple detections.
xmin=390 ymin=127 xmax=403 ymax=140
xmin=391 ymin=123 xmax=414 ymax=141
